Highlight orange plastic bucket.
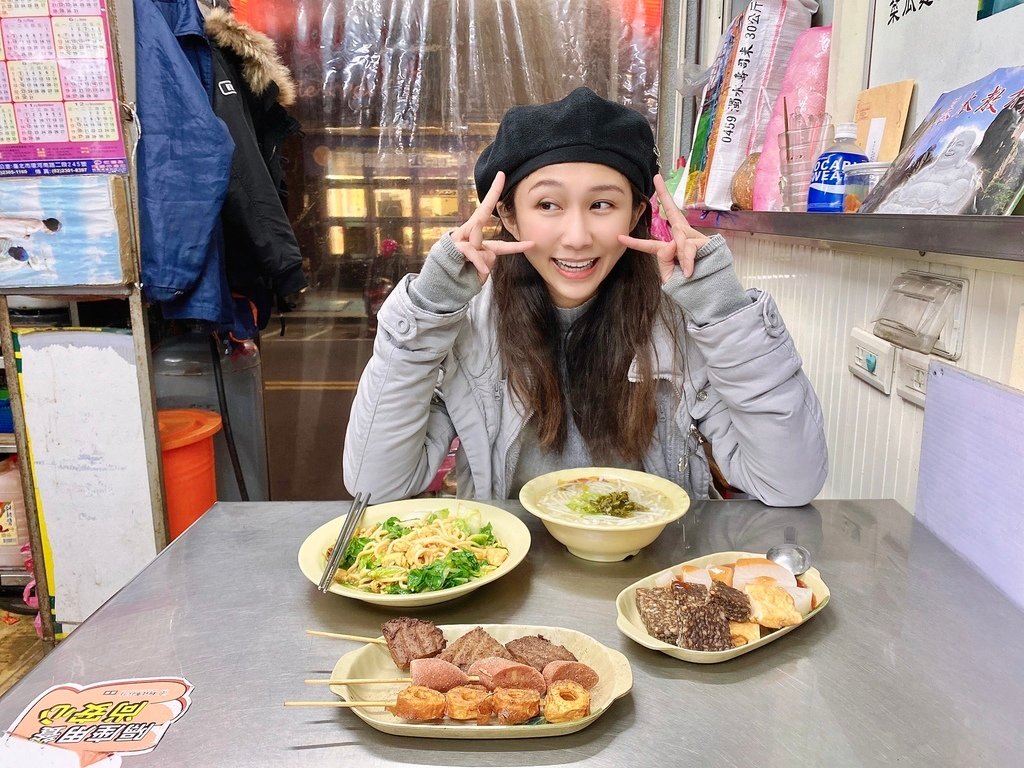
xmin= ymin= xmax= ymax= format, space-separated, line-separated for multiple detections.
xmin=158 ymin=409 xmax=223 ymax=540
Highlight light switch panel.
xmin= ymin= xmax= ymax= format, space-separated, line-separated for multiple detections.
xmin=849 ymin=326 xmax=895 ymax=395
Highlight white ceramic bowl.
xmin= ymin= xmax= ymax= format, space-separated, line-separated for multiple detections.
xmin=518 ymin=467 xmax=690 ymax=562
xmin=297 ymin=498 xmax=530 ymax=607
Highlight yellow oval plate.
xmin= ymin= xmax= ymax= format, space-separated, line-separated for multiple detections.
xmin=615 ymin=550 xmax=830 ymax=663
xmin=330 ymin=623 xmax=633 ymax=738
xmin=297 ymin=499 xmax=530 ymax=607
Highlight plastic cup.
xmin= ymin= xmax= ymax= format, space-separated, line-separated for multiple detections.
xmin=777 ymin=123 xmax=834 ymax=211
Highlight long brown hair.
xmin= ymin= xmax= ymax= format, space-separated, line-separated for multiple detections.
xmin=492 ymin=186 xmax=663 ymax=463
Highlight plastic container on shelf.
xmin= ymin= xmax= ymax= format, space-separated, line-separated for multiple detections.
xmin=0 ymin=388 xmax=12 ymax=434
xmin=0 ymin=455 xmax=29 ymax=568
xmin=844 ymin=161 xmax=892 ymax=212
xmin=806 ymin=123 xmax=869 ymax=213
xmin=152 ymin=333 xmax=269 ymax=502
xmin=158 ymin=409 xmax=222 ymax=540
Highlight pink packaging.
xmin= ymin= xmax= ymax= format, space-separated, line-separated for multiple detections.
xmin=752 ymin=26 xmax=831 ymax=211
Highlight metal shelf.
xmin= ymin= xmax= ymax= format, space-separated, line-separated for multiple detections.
xmin=0 ymin=564 xmax=31 ymax=587
xmin=685 ymin=211 xmax=1024 ymax=263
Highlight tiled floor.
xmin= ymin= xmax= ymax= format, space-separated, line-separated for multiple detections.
xmin=0 ymin=611 xmax=47 ymax=696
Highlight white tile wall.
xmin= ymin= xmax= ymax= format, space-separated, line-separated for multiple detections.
xmin=726 ymin=233 xmax=1024 ymax=513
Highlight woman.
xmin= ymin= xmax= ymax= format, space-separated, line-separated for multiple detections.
xmin=344 ymin=88 xmax=827 ymax=506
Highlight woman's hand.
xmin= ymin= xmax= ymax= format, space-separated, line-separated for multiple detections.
xmin=618 ymin=173 xmax=710 ymax=283
xmin=451 ymin=171 xmax=534 ymax=283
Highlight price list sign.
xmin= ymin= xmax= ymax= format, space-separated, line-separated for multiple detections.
xmin=0 ymin=0 xmax=127 ymax=176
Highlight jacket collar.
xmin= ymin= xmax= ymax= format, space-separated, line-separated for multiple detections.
xmin=203 ymin=7 xmax=297 ymax=106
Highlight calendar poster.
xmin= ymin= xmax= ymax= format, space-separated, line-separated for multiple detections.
xmin=0 ymin=0 xmax=127 ymax=176
xmin=0 ymin=174 xmax=129 ymax=287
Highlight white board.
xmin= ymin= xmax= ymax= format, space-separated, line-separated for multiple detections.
xmin=17 ymin=329 xmax=156 ymax=627
xmin=916 ymin=362 xmax=1024 ymax=611
xmin=869 ymin=0 xmax=1024 ymax=128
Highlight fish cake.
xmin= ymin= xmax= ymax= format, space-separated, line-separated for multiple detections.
xmin=388 ymin=685 xmax=446 ymax=721
xmin=491 ymin=687 xmax=541 ymax=725
xmin=445 ymin=685 xmax=492 ymax=724
xmin=543 ymin=680 xmax=591 ymax=723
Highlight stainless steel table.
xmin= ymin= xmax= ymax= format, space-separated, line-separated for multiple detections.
xmin=1 ymin=499 xmax=1021 ymax=767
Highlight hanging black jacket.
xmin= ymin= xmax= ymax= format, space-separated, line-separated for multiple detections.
xmin=205 ymin=8 xmax=307 ymax=328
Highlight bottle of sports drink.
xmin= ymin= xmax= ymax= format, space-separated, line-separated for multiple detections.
xmin=806 ymin=123 xmax=868 ymax=213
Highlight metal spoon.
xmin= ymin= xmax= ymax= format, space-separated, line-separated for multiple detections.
xmin=766 ymin=543 xmax=812 ymax=577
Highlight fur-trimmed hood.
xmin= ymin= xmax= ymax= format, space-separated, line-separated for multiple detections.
xmin=204 ymin=7 xmax=296 ymax=106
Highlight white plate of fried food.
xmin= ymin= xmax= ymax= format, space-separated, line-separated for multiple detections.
xmin=298 ymin=498 xmax=530 ymax=607
xmin=616 ymin=551 xmax=830 ymax=663
xmin=329 ymin=621 xmax=633 ymax=738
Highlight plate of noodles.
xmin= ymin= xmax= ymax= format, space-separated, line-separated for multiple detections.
xmin=298 ymin=498 xmax=531 ymax=606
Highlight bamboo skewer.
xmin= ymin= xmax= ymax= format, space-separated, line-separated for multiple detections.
xmin=304 ymin=676 xmax=480 ymax=686
xmin=305 ymin=629 xmax=387 ymax=644
xmin=284 ymin=700 xmax=393 ymax=708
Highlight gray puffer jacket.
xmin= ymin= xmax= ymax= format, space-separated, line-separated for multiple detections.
xmin=344 ymin=237 xmax=827 ymax=506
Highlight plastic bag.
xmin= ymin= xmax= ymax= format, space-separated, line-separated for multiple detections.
xmin=678 ymin=0 xmax=818 ymax=211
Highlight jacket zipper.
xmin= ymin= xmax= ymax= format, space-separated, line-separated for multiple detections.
xmin=502 ymin=410 xmax=533 ymax=494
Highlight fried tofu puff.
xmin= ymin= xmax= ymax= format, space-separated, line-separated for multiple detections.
xmin=387 ymin=685 xmax=446 ymax=721
xmin=444 ymin=685 xmax=492 ymax=724
xmin=491 ymin=687 xmax=541 ymax=725
xmin=542 ymin=680 xmax=591 ymax=723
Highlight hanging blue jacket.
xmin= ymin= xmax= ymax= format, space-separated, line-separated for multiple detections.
xmin=135 ymin=0 xmax=235 ymax=322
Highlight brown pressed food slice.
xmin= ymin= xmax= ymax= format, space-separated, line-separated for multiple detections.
xmin=635 ymin=587 xmax=684 ymax=643
xmin=505 ymin=634 xmax=577 ymax=671
xmin=678 ymin=603 xmax=732 ymax=652
xmin=708 ymin=580 xmax=753 ymax=622
xmin=380 ymin=617 xmax=446 ymax=671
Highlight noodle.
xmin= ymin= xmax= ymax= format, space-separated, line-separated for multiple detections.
xmin=324 ymin=510 xmax=509 ymax=594
xmin=539 ymin=477 xmax=674 ymax=527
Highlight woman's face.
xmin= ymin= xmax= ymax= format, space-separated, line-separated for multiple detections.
xmin=501 ymin=163 xmax=644 ymax=308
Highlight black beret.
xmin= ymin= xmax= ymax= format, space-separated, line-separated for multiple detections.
xmin=475 ymin=87 xmax=659 ymax=202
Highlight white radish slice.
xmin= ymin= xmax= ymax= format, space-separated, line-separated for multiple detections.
xmin=732 ymin=558 xmax=797 ymax=590
xmin=781 ymin=585 xmax=813 ymax=615
xmin=672 ymin=565 xmax=713 ymax=586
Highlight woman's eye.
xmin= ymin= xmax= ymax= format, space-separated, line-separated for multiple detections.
xmin=592 ymin=201 xmax=614 ymax=211
xmin=538 ymin=201 xmax=560 ymax=211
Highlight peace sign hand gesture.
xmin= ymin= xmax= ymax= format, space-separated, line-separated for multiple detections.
xmin=618 ymin=174 xmax=710 ymax=283
xmin=450 ymin=171 xmax=534 ymax=283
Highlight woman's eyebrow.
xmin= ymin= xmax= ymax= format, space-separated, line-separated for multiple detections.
xmin=528 ymin=179 xmax=564 ymax=192
xmin=526 ymin=181 xmax=627 ymax=194
xmin=589 ymin=184 xmax=627 ymax=195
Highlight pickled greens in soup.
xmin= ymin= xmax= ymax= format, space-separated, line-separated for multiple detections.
xmin=539 ymin=477 xmax=673 ymax=526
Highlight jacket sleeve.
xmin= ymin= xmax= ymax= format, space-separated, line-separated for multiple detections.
xmin=673 ymin=288 xmax=828 ymax=507
xmin=343 ymin=240 xmax=475 ymax=501
xmin=211 ymin=46 xmax=307 ymax=298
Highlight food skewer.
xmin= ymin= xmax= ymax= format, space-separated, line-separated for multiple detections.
xmin=309 ymin=658 xmax=479 ymax=692
xmin=305 ymin=629 xmax=387 ymax=644
xmin=284 ymin=700 xmax=392 ymax=708
xmin=304 ymin=676 xmax=480 ymax=685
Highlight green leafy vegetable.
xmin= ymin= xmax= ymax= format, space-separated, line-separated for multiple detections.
xmin=424 ymin=508 xmax=450 ymax=524
xmin=338 ymin=536 xmax=371 ymax=569
xmin=382 ymin=516 xmax=411 ymax=539
xmin=567 ymin=490 xmax=646 ymax=518
xmin=406 ymin=549 xmax=485 ymax=593
xmin=469 ymin=522 xmax=497 ymax=547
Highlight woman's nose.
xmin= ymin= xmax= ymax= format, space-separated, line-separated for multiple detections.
xmin=560 ymin=210 xmax=592 ymax=249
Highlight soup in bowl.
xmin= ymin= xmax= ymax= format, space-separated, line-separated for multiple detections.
xmin=519 ymin=468 xmax=690 ymax=561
